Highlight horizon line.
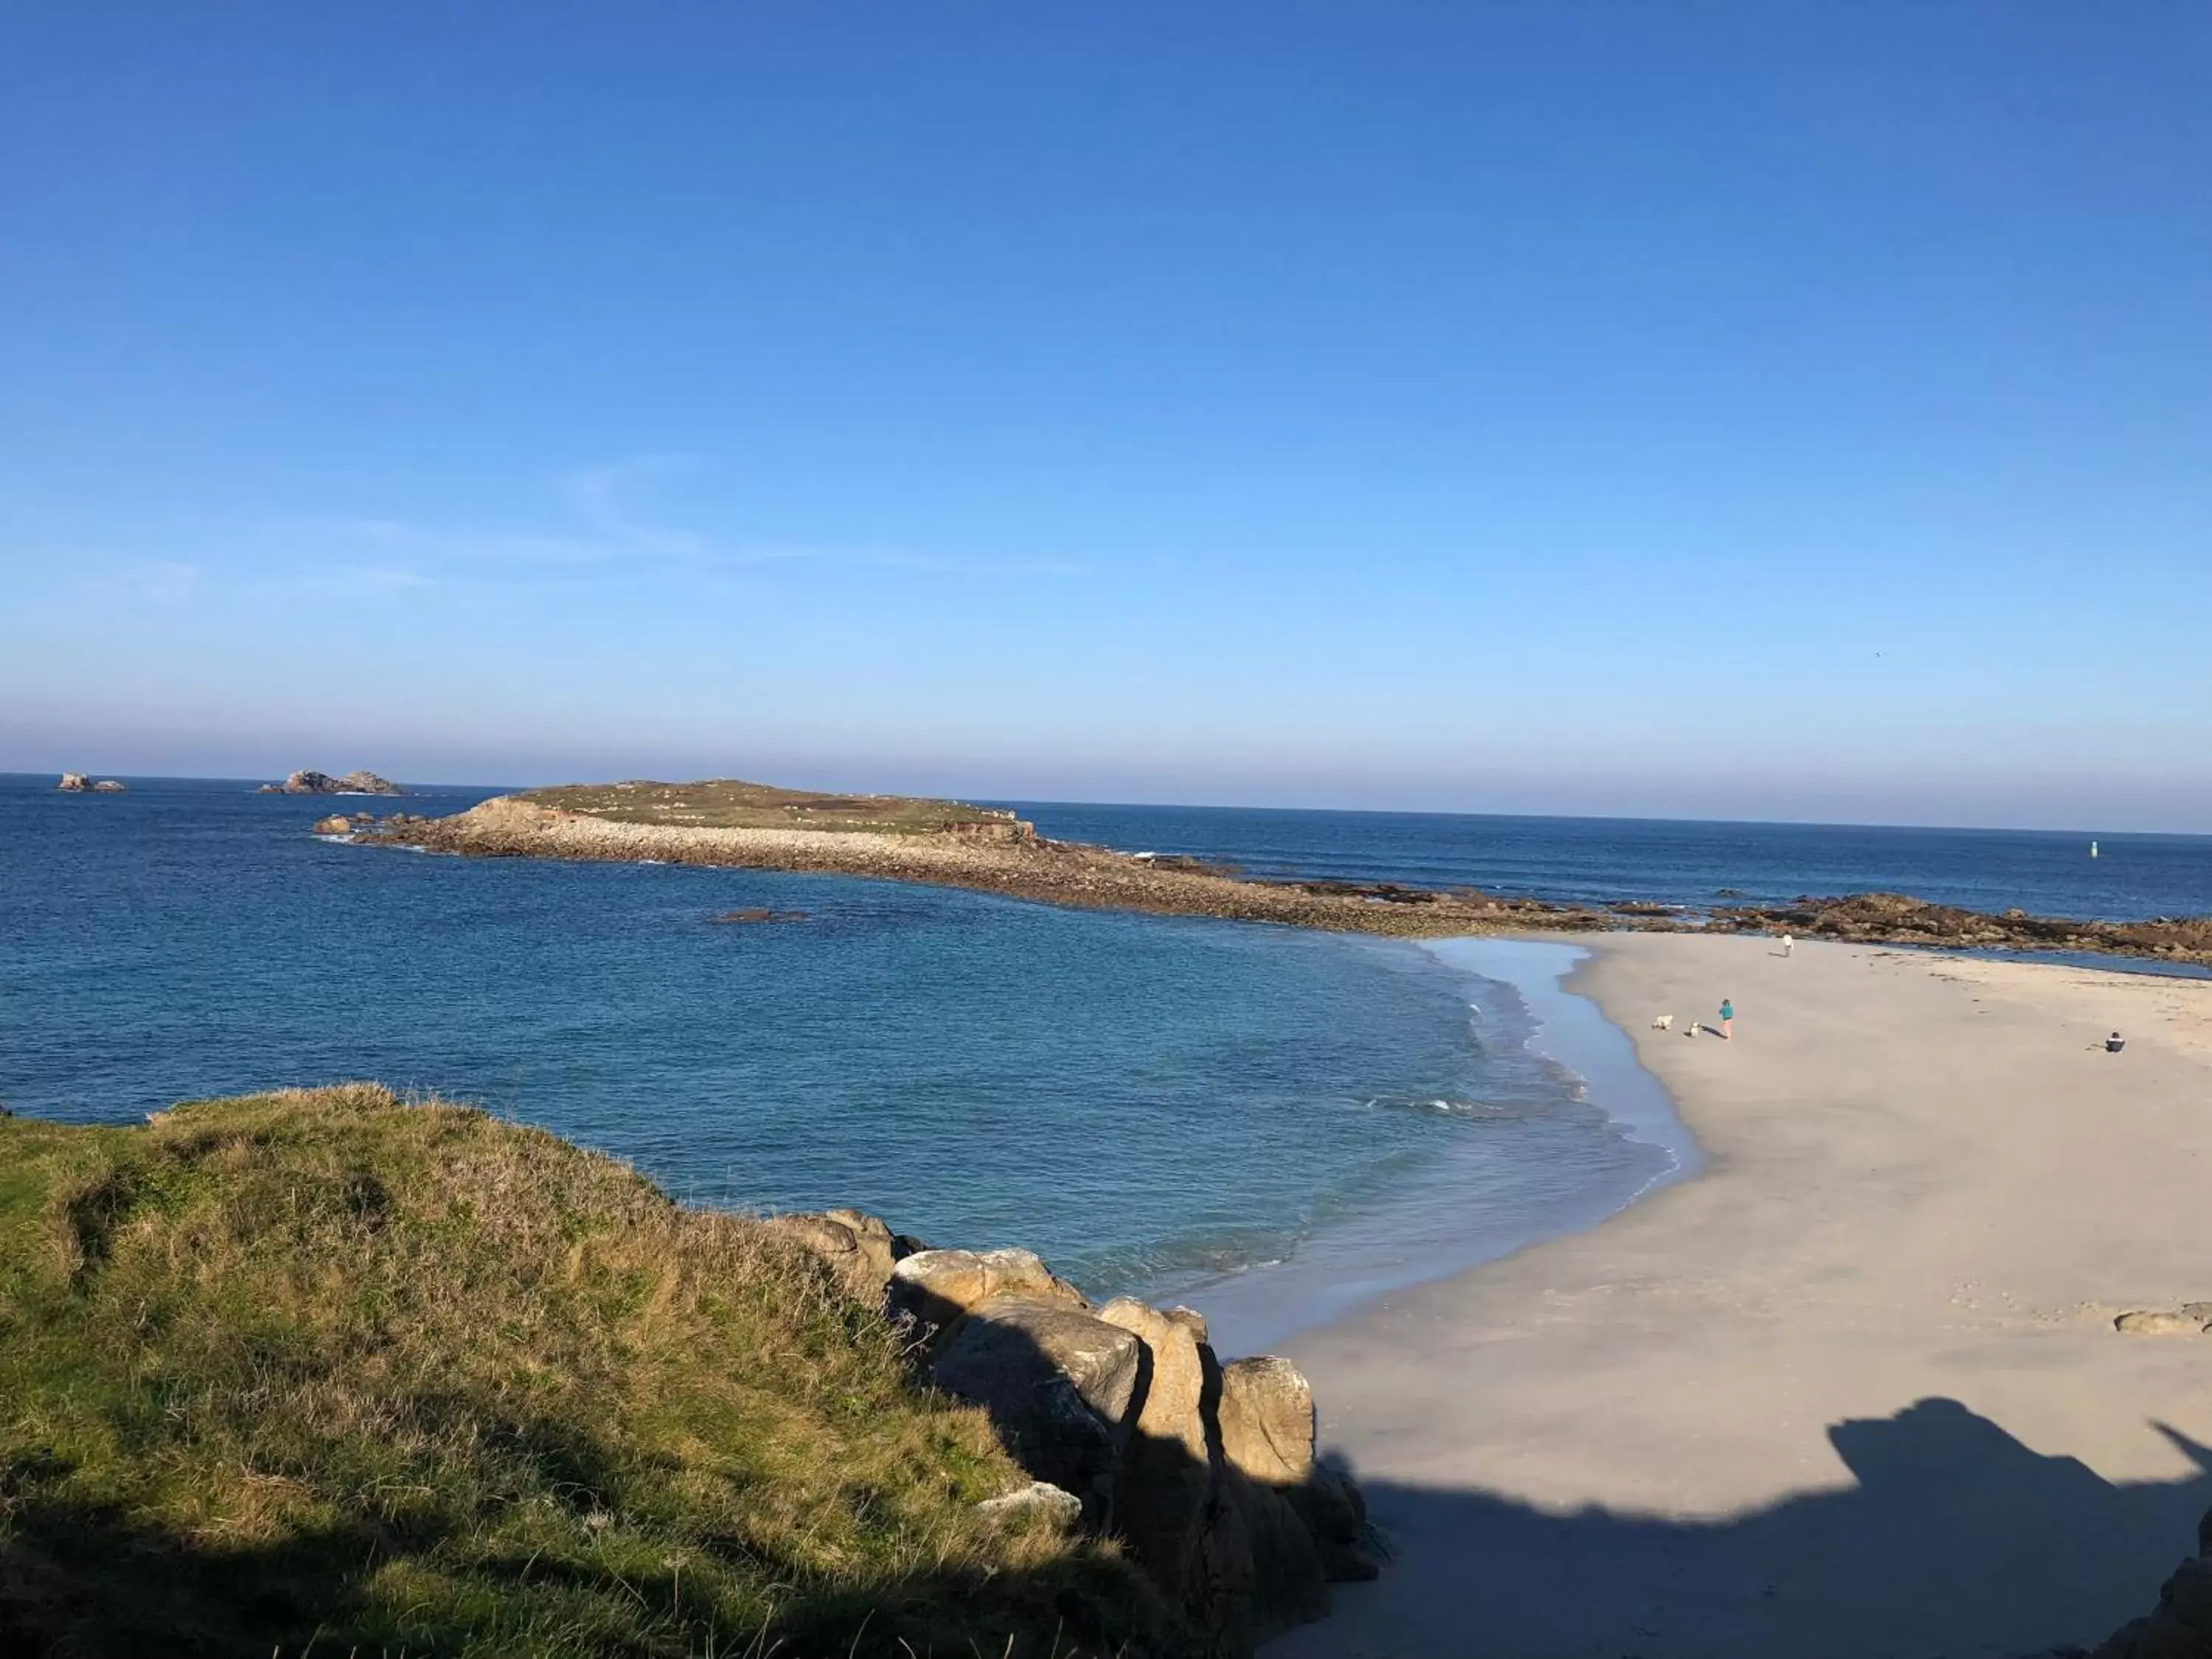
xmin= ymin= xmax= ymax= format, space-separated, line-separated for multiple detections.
xmin=5 ymin=770 xmax=2204 ymax=843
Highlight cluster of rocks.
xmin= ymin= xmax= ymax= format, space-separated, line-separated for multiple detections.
xmin=768 ymin=1209 xmax=1381 ymax=1655
xmin=2053 ymin=1505 xmax=2212 ymax=1657
xmin=938 ymin=809 xmax=1038 ymax=845
xmin=260 ymin=769 xmax=403 ymax=796
xmin=2113 ymin=1303 xmax=2212 ymax=1338
xmin=1709 ymin=892 xmax=2212 ymax=970
xmin=56 ymin=773 xmax=127 ymax=793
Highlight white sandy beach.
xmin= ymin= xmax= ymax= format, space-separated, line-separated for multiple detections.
xmin=1272 ymin=934 xmax=2212 ymax=1659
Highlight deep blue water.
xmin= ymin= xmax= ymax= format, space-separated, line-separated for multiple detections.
xmin=1001 ymin=801 xmax=2212 ymax=922
xmin=7 ymin=776 xmax=2205 ymax=1340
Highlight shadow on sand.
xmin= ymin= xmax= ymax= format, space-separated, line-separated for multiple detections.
xmin=1276 ymin=1397 xmax=2212 ymax=1658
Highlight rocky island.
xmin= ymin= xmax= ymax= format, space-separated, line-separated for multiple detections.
xmin=55 ymin=772 xmax=127 ymax=792
xmin=351 ymin=778 xmax=2212 ymax=967
xmin=260 ymin=768 xmax=403 ymax=796
xmin=355 ymin=777 xmax=1610 ymax=939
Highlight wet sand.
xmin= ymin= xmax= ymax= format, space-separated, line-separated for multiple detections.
xmin=1272 ymin=933 xmax=2212 ymax=1658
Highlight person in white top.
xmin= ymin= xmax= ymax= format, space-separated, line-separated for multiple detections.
xmin=1781 ymin=933 xmax=1794 ymax=958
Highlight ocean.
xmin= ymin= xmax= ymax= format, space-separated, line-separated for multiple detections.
xmin=6 ymin=776 xmax=2208 ymax=1351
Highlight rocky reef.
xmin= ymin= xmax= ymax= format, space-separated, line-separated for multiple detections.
xmin=358 ymin=790 xmax=1612 ymax=940
xmin=1708 ymin=891 xmax=2212 ymax=971
xmin=55 ymin=773 xmax=126 ymax=792
xmin=345 ymin=779 xmax=2212 ymax=969
xmin=768 ymin=1208 xmax=1382 ymax=1654
xmin=260 ymin=768 xmax=403 ymax=796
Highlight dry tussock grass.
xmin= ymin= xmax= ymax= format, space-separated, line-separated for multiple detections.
xmin=0 ymin=1085 xmax=1167 ymax=1657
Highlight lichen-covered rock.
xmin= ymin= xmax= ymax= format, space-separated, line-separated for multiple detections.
xmin=1293 ymin=1461 xmax=1382 ymax=1584
xmin=928 ymin=1296 xmax=1145 ymax=1526
xmin=765 ymin=1208 xmax=918 ymax=1304
xmin=976 ymin=1481 xmax=1084 ymax=1528
xmin=1222 ymin=1467 xmax=1329 ymax=1641
xmin=2115 ymin=1310 xmax=2208 ymax=1337
xmin=1096 ymin=1299 xmax=1257 ymax=1655
xmin=887 ymin=1247 xmax=1086 ymax=1345
xmin=791 ymin=1220 xmax=1370 ymax=1655
xmin=1217 ymin=1354 xmax=1380 ymax=1584
xmin=313 ymin=814 xmax=354 ymax=835
xmin=1218 ymin=1356 xmax=1315 ymax=1487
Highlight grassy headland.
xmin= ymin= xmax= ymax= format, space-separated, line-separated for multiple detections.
xmin=0 ymin=1086 xmax=1166 ymax=1658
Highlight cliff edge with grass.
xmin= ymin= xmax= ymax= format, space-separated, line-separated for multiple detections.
xmin=0 ymin=1085 xmax=1367 ymax=1658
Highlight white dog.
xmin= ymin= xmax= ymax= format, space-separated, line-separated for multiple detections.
xmin=1687 ymin=1021 xmax=1703 ymax=1037
xmin=1651 ymin=1015 xmax=1674 ymax=1031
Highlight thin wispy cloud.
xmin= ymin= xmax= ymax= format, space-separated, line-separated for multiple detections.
xmin=563 ymin=454 xmax=706 ymax=557
xmin=302 ymin=456 xmax=1088 ymax=585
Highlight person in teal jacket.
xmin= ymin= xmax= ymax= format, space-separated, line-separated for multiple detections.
xmin=1719 ymin=998 xmax=1735 ymax=1040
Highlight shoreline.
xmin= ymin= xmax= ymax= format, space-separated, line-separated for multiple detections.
xmin=1267 ymin=933 xmax=2212 ymax=1658
xmin=1173 ymin=937 xmax=1700 ymax=1359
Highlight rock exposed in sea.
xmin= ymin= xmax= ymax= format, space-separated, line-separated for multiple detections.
xmin=260 ymin=769 xmax=403 ymax=796
xmin=312 ymin=814 xmax=355 ymax=835
xmin=57 ymin=773 xmax=127 ymax=793
xmin=775 ymin=1211 xmax=1380 ymax=1655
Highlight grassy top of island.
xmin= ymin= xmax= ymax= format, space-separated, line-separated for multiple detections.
xmin=520 ymin=778 xmax=1028 ymax=838
xmin=0 ymin=1086 xmax=1168 ymax=1658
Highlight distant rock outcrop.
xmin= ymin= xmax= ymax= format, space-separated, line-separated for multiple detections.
xmin=776 ymin=1211 xmax=1385 ymax=1655
xmin=57 ymin=773 xmax=127 ymax=793
xmin=260 ymin=770 xmax=403 ymax=796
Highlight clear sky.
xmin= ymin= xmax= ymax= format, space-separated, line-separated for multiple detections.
xmin=4 ymin=4 xmax=2208 ymax=829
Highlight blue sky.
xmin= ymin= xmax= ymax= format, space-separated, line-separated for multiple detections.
xmin=4 ymin=4 xmax=2208 ymax=828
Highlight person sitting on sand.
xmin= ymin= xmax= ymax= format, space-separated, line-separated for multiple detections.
xmin=1719 ymin=998 xmax=1735 ymax=1040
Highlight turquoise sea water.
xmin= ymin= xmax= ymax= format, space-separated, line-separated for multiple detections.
xmin=0 ymin=778 xmax=1671 ymax=1326
xmin=10 ymin=776 xmax=2205 ymax=1346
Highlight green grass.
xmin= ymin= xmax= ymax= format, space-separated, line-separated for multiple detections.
xmin=0 ymin=1087 xmax=1168 ymax=1658
xmin=519 ymin=781 xmax=1015 ymax=837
